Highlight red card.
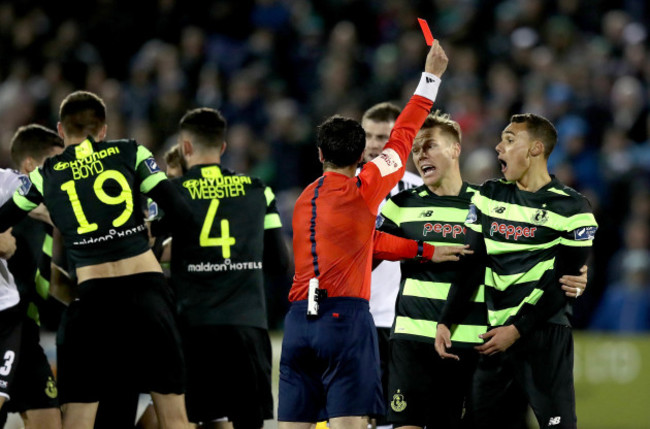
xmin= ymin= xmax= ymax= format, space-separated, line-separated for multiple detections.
xmin=417 ymin=18 xmax=434 ymax=46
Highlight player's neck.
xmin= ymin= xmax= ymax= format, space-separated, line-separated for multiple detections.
xmin=515 ymin=163 xmax=551 ymax=192
xmin=427 ymin=170 xmax=463 ymax=196
xmin=323 ymin=164 xmax=357 ymax=178
xmin=186 ymin=153 xmax=221 ymax=169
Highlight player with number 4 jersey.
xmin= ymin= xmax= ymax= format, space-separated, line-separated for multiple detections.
xmin=153 ymin=107 xmax=289 ymax=428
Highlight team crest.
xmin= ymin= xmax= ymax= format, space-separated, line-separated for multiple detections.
xmin=390 ymin=389 xmax=407 ymax=412
xmin=532 ymin=209 xmax=548 ymax=225
xmin=45 ymin=376 xmax=58 ymax=399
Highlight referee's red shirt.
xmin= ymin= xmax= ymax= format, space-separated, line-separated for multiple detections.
xmin=289 ymin=95 xmax=433 ymax=302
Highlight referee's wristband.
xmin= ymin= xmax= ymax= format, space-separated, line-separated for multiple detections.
xmin=414 ymin=72 xmax=441 ymax=102
xmin=416 ymin=240 xmax=435 ymax=261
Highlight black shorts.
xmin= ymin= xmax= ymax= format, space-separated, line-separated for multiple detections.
xmin=470 ymin=324 xmax=576 ymax=429
xmin=182 ymin=324 xmax=273 ymax=428
xmin=0 ymin=304 xmax=23 ymax=402
xmin=57 ymin=273 xmax=185 ymax=404
xmin=6 ymin=313 xmax=58 ymax=413
xmin=375 ymin=327 xmax=390 ymax=425
xmin=387 ymin=338 xmax=477 ymax=428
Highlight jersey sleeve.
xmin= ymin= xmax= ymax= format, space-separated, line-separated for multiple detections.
xmin=377 ymin=198 xmax=405 ymax=238
xmin=12 ymin=169 xmax=45 ymax=211
xmin=559 ymin=198 xmax=598 ymax=248
xmin=358 ymin=94 xmax=434 ymax=211
xmin=134 ymin=144 xmax=167 ymax=193
xmin=264 ymin=186 xmax=282 ymax=230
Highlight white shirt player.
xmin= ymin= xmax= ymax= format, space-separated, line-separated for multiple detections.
xmin=358 ymin=167 xmax=423 ymax=328
xmin=0 ymin=169 xmax=21 ymax=312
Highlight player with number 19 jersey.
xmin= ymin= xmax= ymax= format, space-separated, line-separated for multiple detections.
xmin=12 ymin=137 xmax=165 ymax=270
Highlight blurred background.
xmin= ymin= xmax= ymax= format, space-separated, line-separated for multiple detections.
xmin=0 ymin=0 xmax=649 ymax=427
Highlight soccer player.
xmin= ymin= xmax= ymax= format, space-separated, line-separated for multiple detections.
xmin=436 ymin=113 xmax=597 ymax=429
xmin=360 ymin=102 xmax=423 ymax=429
xmin=379 ymin=112 xmax=588 ymax=429
xmin=0 ymin=125 xmax=64 ymax=429
xmin=278 ymin=41 xmax=472 ymax=429
xmin=154 ymin=107 xmax=289 ymax=429
xmin=0 ymin=90 xmax=192 ymax=429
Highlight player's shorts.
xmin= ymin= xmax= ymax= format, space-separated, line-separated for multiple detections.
xmin=375 ymin=327 xmax=391 ymax=425
xmin=5 ymin=311 xmax=58 ymax=413
xmin=0 ymin=304 xmax=24 ymax=402
xmin=387 ymin=338 xmax=476 ymax=428
xmin=181 ymin=324 xmax=273 ymax=428
xmin=278 ymin=297 xmax=384 ymax=422
xmin=470 ymin=323 xmax=576 ymax=429
xmin=57 ymin=272 xmax=185 ymax=404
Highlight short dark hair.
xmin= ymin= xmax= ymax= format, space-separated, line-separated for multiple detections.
xmin=510 ymin=113 xmax=558 ymax=158
xmin=419 ymin=110 xmax=462 ymax=144
xmin=164 ymin=144 xmax=187 ymax=173
xmin=59 ymin=91 xmax=106 ymax=138
xmin=179 ymin=108 xmax=227 ymax=149
xmin=317 ymin=115 xmax=365 ymax=168
xmin=362 ymin=102 xmax=401 ymax=124
xmin=10 ymin=124 xmax=64 ymax=167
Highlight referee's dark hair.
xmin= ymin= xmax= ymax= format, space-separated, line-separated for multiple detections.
xmin=510 ymin=113 xmax=558 ymax=158
xmin=179 ymin=108 xmax=227 ymax=149
xmin=59 ymin=91 xmax=106 ymax=138
xmin=10 ymin=124 xmax=64 ymax=168
xmin=317 ymin=115 xmax=365 ymax=168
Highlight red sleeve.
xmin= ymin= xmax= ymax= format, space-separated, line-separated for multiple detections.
xmin=358 ymin=95 xmax=434 ymax=212
xmin=373 ymin=230 xmax=434 ymax=261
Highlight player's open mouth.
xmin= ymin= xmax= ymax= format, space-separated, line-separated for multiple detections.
xmin=499 ymin=159 xmax=507 ymax=173
xmin=420 ymin=164 xmax=436 ymax=176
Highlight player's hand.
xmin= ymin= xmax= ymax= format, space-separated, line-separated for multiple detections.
xmin=425 ymin=40 xmax=448 ymax=78
xmin=475 ymin=325 xmax=520 ymax=355
xmin=0 ymin=228 xmax=16 ymax=260
xmin=435 ymin=324 xmax=459 ymax=360
xmin=431 ymin=245 xmax=473 ymax=263
xmin=560 ymin=264 xmax=588 ymax=298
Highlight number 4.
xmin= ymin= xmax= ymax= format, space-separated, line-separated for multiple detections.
xmin=200 ymin=199 xmax=235 ymax=258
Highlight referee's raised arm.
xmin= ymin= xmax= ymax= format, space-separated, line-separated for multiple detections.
xmin=358 ymin=41 xmax=449 ymax=211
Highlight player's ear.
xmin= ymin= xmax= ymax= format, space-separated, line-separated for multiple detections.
xmin=451 ymin=141 xmax=461 ymax=159
xmin=57 ymin=122 xmax=65 ymax=139
xmin=98 ymin=124 xmax=108 ymax=141
xmin=530 ymin=140 xmax=544 ymax=157
xmin=181 ymin=139 xmax=193 ymax=157
xmin=318 ymin=147 xmax=324 ymax=164
xmin=220 ymin=141 xmax=227 ymax=155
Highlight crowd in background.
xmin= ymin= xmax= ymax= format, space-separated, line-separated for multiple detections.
xmin=0 ymin=0 xmax=648 ymax=331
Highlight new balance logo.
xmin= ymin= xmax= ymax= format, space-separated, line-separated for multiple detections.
xmin=419 ymin=210 xmax=434 ymax=217
xmin=426 ymin=77 xmax=434 ymax=83
xmin=548 ymin=416 xmax=561 ymax=426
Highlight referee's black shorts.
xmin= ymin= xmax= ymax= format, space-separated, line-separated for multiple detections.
xmin=470 ymin=323 xmax=576 ymax=429
xmin=57 ymin=272 xmax=185 ymax=404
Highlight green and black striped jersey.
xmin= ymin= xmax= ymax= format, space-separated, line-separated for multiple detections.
xmin=167 ymin=164 xmax=282 ymax=329
xmin=11 ymin=138 xmax=166 ymax=269
xmin=379 ymin=182 xmax=487 ymax=348
xmin=466 ymin=177 xmax=597 ymax=328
